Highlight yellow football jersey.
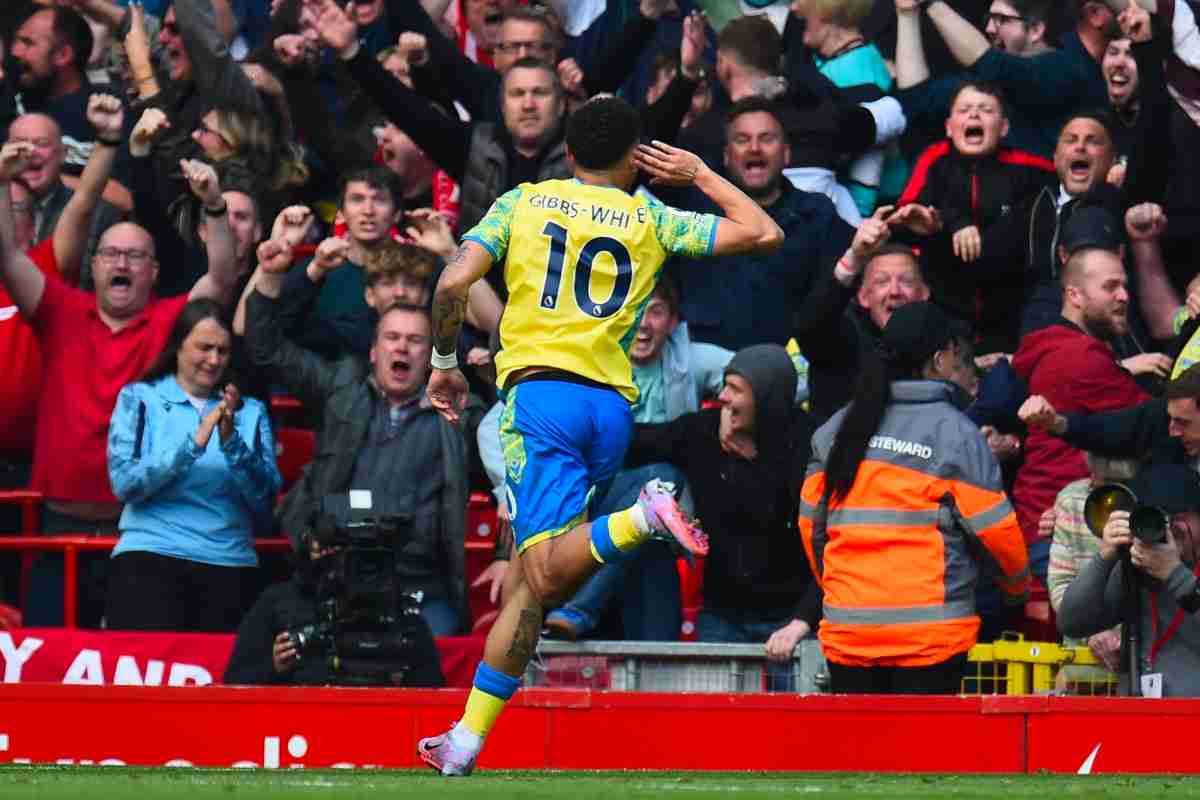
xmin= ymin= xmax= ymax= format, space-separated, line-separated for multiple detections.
xmin=463 ymin=179 xmax=719 ymax=402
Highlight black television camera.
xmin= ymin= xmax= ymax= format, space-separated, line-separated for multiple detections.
xmin=1083 ymin=483 xmax=1168 ymax=546
xmin=286 ymin=503 xmax=427 ymax=686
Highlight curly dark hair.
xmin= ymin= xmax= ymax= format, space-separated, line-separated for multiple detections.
xmin=565 ymin=96 xmax=641 ymax=171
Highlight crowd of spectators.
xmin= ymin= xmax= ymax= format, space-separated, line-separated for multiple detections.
xmin=1 ymin=0 xmax=1200 ymax=694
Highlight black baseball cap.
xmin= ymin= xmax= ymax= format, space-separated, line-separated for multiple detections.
xmin=1130 ymin=464 xmax=1200 ymax=515
xmin=1060 ymin=205 xmax=1123 ymax=256
xmin=881 ymin=302 xmax=972 ymax=366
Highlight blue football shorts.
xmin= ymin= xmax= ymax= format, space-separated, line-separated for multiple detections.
xmin=498 ymin=379 xmax=633 ymax=554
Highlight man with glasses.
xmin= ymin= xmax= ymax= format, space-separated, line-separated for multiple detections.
xmin=896 ymin=0 xmax=1112 ymax=158
xmin=0 ymin=117 xmax=242 ymax=626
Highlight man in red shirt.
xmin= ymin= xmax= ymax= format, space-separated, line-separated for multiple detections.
xmin=1011 ymin=206 xmax=1153 ymax=589
xmin=0 ymin=97 xmax=242 ymax=626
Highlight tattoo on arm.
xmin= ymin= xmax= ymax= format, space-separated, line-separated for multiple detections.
xmin=430 ymin=244 xmax=473 ymax=354
xmin=506 ymin=608 xmax=542 ymax=664
xmin=432 ymin=293 xmax=467 ymax=355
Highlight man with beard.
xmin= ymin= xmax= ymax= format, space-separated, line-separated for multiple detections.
xmin=7 ymin=5 xmax=132 ymax=201
xmin=669 ymin=98 xmax=855 ymax=352
xmin=896 ymin=0 xmax=1113 ymax=159
xmin=1011 ymin=207 xmax=1152 ymax=587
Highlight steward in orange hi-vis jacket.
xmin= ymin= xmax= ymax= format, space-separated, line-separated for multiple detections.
xmin=799 ymin=303 xmax=1030 ymax=681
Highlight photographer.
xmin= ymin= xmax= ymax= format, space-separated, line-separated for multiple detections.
xmin=1059 ymin=464 xmax=1200 ymax=697
xmin=223 ymin=533 xmax=444 ymax=687
xmin=243 ymin=238 xmax=473 ymax=636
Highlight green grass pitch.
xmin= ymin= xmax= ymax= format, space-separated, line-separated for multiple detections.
xmin=0 ymin=768 xmax=1198 ymax=799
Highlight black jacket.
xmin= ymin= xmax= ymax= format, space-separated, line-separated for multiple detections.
xmin=626 ymin=346 xmax=820 ymax=623
xmin=669 ymin=181 xmax=854 ymax=352
xmin=793 ymin=265 xmax=882 ymax=425
xmin=244 ymin=291 xmax=470 ymax=628
xmin=897 ymin=142 xmax=1056 ymax=352
xmin=1062 ymin=397 xmax=1184 ymax=467
xmin=222 ymin=572 xmax=444 ymax=687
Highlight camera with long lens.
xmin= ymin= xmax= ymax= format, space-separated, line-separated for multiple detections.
xmin=1083 ymin=483 xmax=1169 ymax=546
xmin=286 ymin=502 xmax=427 ymax=686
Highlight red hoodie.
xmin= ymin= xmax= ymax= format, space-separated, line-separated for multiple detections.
xmin=1011 ymin=320 xmax=1150 ymax=544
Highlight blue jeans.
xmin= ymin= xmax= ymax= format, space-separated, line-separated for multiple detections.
xmin=545 ymin=463 xmax=684 ymax=641
xmin=697 ymin=606 xmax=799 ymax=692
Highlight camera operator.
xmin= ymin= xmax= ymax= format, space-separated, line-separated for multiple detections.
xmin=1059 ymin=464 xmax=1200 ymax=697
xmin=223 ymin=534 xmax=444 ymax=687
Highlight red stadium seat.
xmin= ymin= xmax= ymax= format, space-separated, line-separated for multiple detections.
xmin=270 ymin=395 xmax=310 ymax=429
xmin=275 ymin=428 xmax=316 ymax=492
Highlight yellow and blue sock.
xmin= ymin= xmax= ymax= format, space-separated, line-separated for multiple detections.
xmin=459 ymin=662 xmax=522 ymax=741
xmin=589 ymin=504 xmax=650 ymax=563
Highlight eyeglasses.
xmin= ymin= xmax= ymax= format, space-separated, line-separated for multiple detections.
xmin=495 ymin=40 xmax=554 ymax=55
xmin=984 ymin=11 xmax=1026 ymax=26
xmin=97 ymin=247 xmax=153 ymax=266
xmin=195 ymin=121 xmax=231 ymax=147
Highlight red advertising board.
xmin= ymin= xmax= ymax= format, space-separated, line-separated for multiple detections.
xmin=1 ymin=631 xmax=1199 ymax=773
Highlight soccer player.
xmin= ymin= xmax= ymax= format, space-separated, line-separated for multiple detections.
xmin=418 ymin=96 xmax=784 ymax=776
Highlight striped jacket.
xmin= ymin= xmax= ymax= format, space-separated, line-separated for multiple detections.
xmin=799 ymin=381 xmax=1030 ymax=667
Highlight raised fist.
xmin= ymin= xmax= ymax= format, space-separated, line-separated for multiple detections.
xmin=130 ymin=108 xmax=170 ymax=158
xmin=180 ymin=158 xmax=222 ymax=207
xmin=86 ymin=94 xmax=125 ymax=141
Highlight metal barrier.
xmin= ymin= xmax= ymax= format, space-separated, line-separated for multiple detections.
xmin=527 ymin=636 xmax=1119 ymax=696
xmin=526 ymin=640 xmax=829 ymax=693
xmin=963 ymin=634 xmax=1119 ymax=696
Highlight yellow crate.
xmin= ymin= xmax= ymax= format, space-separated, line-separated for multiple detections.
xmin=962 ymin=634 xmax=1119 ymax=696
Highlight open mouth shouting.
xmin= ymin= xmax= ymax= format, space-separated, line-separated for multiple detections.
xmin=390 ymin=357 xmax=412 ymax=384
xmin=742 ymin=157 xmax=769 ymax=182
xmin=963 ymin=124 xmax=986 ymax=147
xmin=1067 ymin=157 xmax=1093 ymax=183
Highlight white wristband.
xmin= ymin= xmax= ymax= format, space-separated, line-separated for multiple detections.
xmin=430 ymin=347 xmax=458 ymax=370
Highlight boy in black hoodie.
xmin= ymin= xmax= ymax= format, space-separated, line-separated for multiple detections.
xmin=624 ymin=344 xmax=819 ymax=685
xmin=892 ymin=81 xmax=1056 ymax=353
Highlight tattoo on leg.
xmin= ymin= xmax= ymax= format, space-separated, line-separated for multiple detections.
xmin=506 ymin=609 xmax=542 ymax=664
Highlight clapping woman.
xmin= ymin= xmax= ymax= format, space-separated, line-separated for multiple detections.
xmin=106 ymin=299 xmax=281 ymax=631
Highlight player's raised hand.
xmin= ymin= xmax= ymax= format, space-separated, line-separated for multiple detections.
xmin=634 ymin=140 xmax=707 ymax=186
xmin=428 ymin=366 xmax=469 ymax=425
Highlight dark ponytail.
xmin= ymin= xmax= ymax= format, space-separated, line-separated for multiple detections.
xmin=822 ymin=345 xmax=929 ymax=505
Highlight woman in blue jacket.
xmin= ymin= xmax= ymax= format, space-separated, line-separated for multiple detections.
xmin=106 ymin=299 xmax=281 ymax=631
